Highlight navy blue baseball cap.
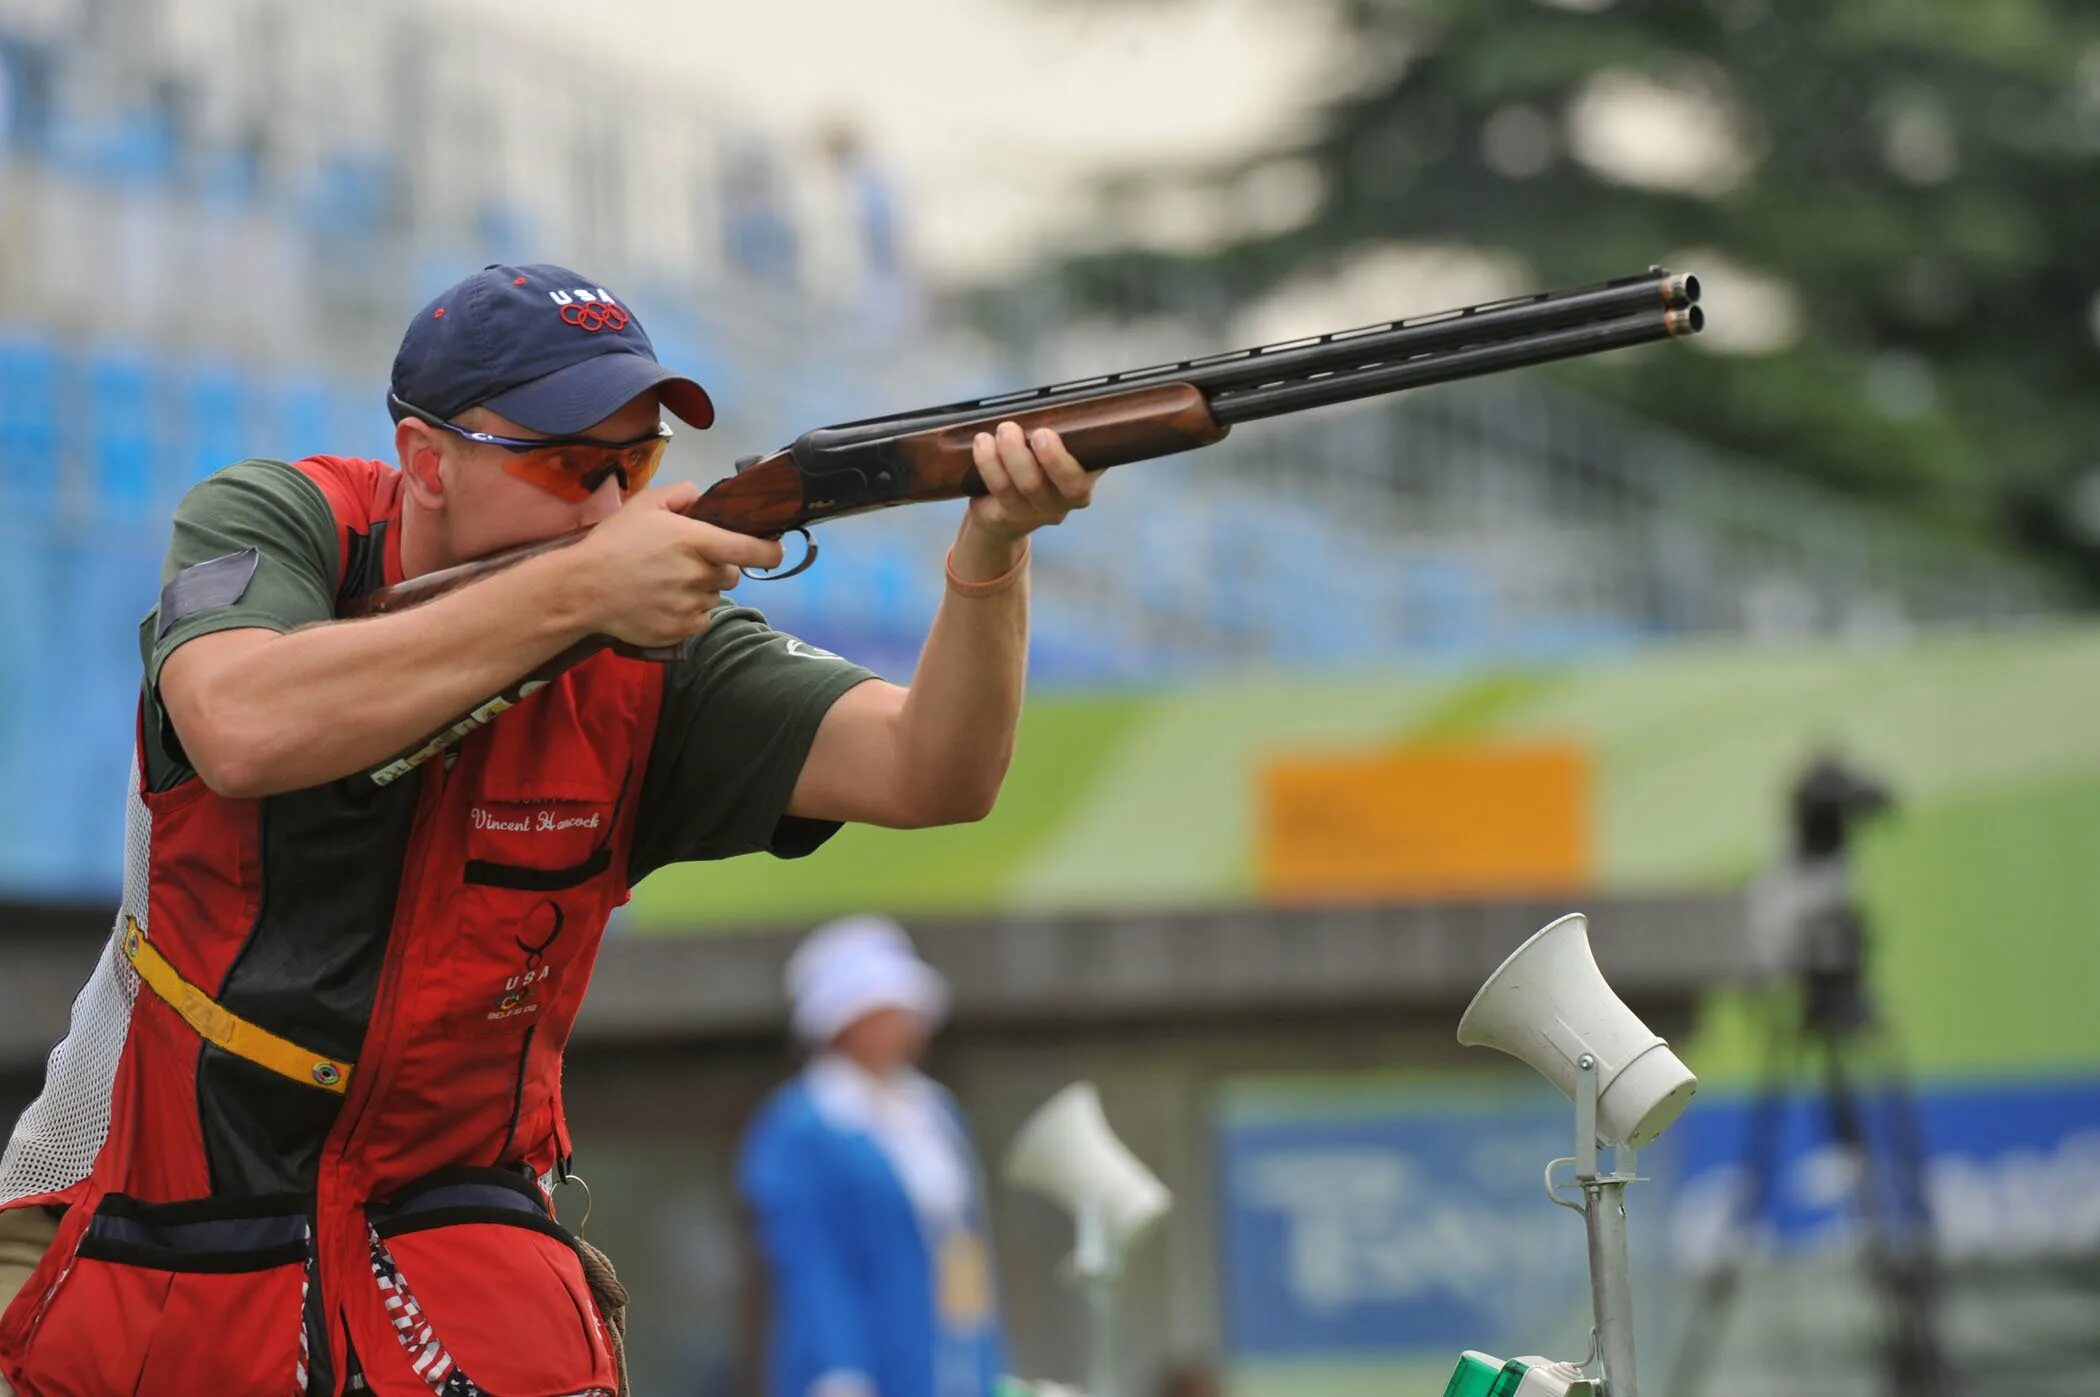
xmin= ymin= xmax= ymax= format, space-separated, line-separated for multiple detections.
xmin=389 ymin=263 xmax=714 ymax=434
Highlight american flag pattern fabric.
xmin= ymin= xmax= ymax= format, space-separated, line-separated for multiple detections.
xmin=368 ymin=1226 xmax=480 ymax=1397
xmin=364 ymin=1225 xmax=617 ymax=1397
xmin=296 ymin=1246 xmax=314 ymax=1396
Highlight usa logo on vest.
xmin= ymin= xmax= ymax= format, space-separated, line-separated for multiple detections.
xmin=550 ymin=287 xmax=630 ymax=333
xmin=490 ymin=901 xmax=566 ymax=1021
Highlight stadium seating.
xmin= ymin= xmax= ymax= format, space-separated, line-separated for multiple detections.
xmin=45 ymin=104 xmax=178 ymax=187
xmin=183 ymin=362 xmax=262 ymax=489
xmin=0 ymin=338 xmax=59 ymax=515
xmin=86 ymin=352 xmax=161 ymax=519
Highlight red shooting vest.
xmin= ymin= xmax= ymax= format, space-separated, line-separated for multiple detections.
xmin=1 ymin=457 xmax=658 ymax=1396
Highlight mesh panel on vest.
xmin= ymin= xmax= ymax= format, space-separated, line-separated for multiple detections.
xmin=0 ymin=763 xmax=147 ymax=1207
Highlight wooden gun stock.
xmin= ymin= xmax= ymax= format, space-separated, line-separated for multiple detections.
xmin=888 ymin=381 xmax=1227 ymax=498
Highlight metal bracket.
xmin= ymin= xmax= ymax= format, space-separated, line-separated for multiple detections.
xmin=1571 ymin=1054 xmax=1645 ymax=1187
xmin=1577 ymin=1053 xmax=1600 ymax=1180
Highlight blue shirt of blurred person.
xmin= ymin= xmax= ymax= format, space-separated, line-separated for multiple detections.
xmin=739 ymin=917 xmax=1007 ymax=1397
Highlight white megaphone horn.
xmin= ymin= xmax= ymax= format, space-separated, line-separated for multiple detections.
xmin=1004 ymin=1082 xmax=1171 ymax=1265
xmin=1457 ymin=913 xmax=1698 ymax=1149
xmin=1006 ymin=1083 xmax=1169 ymax=1397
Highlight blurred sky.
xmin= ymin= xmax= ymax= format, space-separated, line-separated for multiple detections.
xmin=451 ymin=0 xmax=1343 ymax=279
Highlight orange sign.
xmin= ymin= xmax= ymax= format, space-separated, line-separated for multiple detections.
xmin=1258 ymin=740 xmax=1591 ymax=901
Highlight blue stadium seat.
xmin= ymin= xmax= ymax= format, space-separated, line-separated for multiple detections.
xmin=45 ymin=105 xmax=176 ymax=186
xmin=192 ymin=145 xmax=263 ymax=207
xmin=1394 ymin=555 xmax=1495 ymax=660
xmin=1029 ymin=605 xmax=1121 ymax=685
xmin=333 ymin=387 xmax=394 ymax=461
xmin=1199 ymin=496 xmax=1275 ymax=642
xmin=470 ymin=198 xmax=536 ymax=266
xmin=47 ymin=528 xmax=158 ymax=888
xmin=299 ymin=150 xmax=397 ymax=234
xmin=180 ymin=361 xmax=253 ymax=489
xmin=0 ymin=338 xmax=61 ymax=514
xmin=413 ymin=251 xmax=475 ymax=307
xmin=797 ymin=545 xmax=868 ymax=629
xmin=278 ymin=378 xmax=338 ymax=461
xmin=0 ymin=528 xmax=71 ymax=894
xmin=1261 ymin=505 xmax=1378 ymax=662
xmin=86 ymin=351 xmax=159 ymax=517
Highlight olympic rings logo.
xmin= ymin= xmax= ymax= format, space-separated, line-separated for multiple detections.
xmin=560 ymin=301 xmax=630 ymax=333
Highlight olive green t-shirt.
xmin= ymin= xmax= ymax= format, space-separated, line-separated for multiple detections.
xmin=142 ymin=459 xmax=875 ymax=881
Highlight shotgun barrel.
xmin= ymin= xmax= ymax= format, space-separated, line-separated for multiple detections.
xmin=1207 ymin=304 xmax=1702 ymax=426
xmin=787 ymin=268 xmax=1696 ymax=459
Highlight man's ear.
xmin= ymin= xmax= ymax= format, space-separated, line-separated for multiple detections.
xmin=396 ymin=418 xmax=447 ymax=508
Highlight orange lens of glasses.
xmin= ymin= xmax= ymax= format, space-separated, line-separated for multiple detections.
xmin=499 ymin=434 xmax=669 ymax=502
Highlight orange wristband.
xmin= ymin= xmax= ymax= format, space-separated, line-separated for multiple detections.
xmin=945 ymin=540 xmax=1030 ymax=598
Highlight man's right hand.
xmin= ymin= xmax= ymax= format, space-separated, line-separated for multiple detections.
xmin=564 ymin=483 xmax=787 ymax=649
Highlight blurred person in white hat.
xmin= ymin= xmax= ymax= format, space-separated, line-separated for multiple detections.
xmin=738 ymin=914 xmax=1008 ymax=1397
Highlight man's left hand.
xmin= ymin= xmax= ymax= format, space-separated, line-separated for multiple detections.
xmin=966 ymin=421 xmax=1098 ymax=543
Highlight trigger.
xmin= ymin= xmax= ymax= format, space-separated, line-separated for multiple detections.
xmin=744 ymin=528 xmax=818 ymax=582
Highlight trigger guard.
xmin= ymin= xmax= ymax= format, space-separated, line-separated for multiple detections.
xmin=744 ymin=528 xmax=816 ymax=581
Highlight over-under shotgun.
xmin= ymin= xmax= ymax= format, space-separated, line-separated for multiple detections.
xmin=354 ymin=267 xmax=1702 ymax=783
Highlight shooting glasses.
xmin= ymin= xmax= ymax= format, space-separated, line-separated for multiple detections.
xmin=390 ymin=394 xmax=674 ymax=502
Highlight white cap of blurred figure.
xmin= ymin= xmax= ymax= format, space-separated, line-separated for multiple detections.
xmin=785 ymin=914 xmax=950 ymax=1046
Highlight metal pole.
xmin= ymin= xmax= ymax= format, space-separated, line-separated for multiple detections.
xmin=1083 ymin=1269 xmax=1118 ymax=1397
xmin=1575 ymin=1054 xmax=1640 ymax=1397
xmin=1583 ymin=1176 xmax=1639 ymax=1397
xmin=1073 ymin=1199 xmax=1118 ymax=1397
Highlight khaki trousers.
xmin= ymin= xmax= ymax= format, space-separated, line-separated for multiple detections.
xmin=0 ymin=1206 xmax=61 ymax=1397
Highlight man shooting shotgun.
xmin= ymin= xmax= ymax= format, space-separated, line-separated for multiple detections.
xmin=0 ymin=261 xmax=1099 ymax=1397
xmin=0 ymin=260 xmax=1694 ymax=1397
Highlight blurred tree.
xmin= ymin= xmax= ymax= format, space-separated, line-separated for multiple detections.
xmin=1034 ymin=0 xmax=2100 ymax=582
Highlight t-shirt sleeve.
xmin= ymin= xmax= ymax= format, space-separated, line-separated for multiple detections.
xmin=136 ymin=460 xmax=339 ymax=788
xmin=627 ymin=605 xmax=876 ymax=882
xmin=143 ymin=459 xmax=340 ymax=686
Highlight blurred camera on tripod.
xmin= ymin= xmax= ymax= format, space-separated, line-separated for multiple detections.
xmin=1748 ymin=753 xmax=1898 ymax=1023
xmin=1790 ymin=753 xmax=1897 ymax=861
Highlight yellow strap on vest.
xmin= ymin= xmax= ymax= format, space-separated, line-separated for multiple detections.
xmin=121 ymin=917 xmax=355 ymax=1095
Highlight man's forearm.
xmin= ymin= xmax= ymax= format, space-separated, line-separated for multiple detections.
xmin=889 ymin=515 xmax=1030 ymax=822
xmin=168 ymin=550 xmax=602 ymax=795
